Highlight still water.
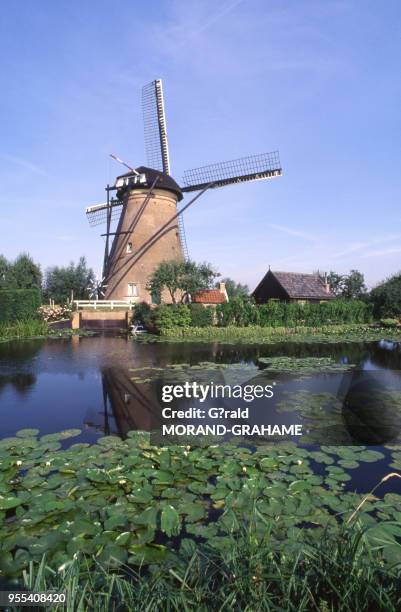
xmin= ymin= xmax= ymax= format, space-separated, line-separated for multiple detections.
xmin=1 ymin=335 xmax=400 ymax=445
xmin=1 ymin=335 xmax=401 ymax=493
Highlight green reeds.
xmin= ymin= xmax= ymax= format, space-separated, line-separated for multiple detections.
xmin=18 ymin=519 xmax=401 ymax=612
xmin=0 ymin=318 xmax=49 ymax=341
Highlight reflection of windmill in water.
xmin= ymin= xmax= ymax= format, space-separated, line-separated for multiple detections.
xmin=95 ymin=368 xmax=162 ymax=438
xmin=85 ymin=79 xmax=282 ymax=303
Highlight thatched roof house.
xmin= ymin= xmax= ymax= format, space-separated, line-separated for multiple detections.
xmin=253 ymin=270 xmax=335 ymax=304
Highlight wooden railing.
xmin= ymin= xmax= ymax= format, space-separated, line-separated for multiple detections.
xmin=73 ymin=300 xmax=135 ymax=311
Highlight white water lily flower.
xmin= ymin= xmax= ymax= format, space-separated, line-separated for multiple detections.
xmin=16 ymin=460 xmax=22 ymax=466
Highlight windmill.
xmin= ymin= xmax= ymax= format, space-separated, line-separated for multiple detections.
xmin=85 ymin=79 xmax=282 ymax=304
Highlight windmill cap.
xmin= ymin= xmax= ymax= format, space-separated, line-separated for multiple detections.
xmin=115 ymin=166 xmax=183 ymax=201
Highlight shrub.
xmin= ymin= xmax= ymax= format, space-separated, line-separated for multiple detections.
xmin=150 ymin=304 xmax=191 ymax=333
xmin=133 ymin=301 xmax=152 ymax=325
xmin=0 ymin=288 xmax=41 ymax=324
xmin=380 ymin=318 xmax=399 ymax=328
xmin=370 ymin=273 xmax=401 ymax=318
xmin=216 ymin=298 xmax=373 ymax=328
xmin=189 ymin=303 xmax=214 ymax=327
xmin=38 ymin=304 xmax=71 ymax=322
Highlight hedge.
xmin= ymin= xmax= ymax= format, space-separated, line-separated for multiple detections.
xmin=216 ymin=298 xmax=373 ymax=328
xmin=0 ymin=288 xmax=42 ymax=324
xmin=189 ymin=303 xmax=214 ymax=327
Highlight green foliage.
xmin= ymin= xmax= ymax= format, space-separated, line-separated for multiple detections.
xmin=16 ymin=524 xmax=401 ymax=611
xmin=0 ymin=318 xmax=49 ymax=340
xmin=380 ymin=318 xmax=400 ymax=328
xmin=189 ymin=303 xmax=214 ymax=327
xmin=0 ymin=288 xmax=41 ymax=324
xmin=0 ymin=255 xmax=11 ymax=290
xmin=326 ymin=269 xmax=367 ymax=299
xmin=11 ymin=253 xmax=42 ymax=289
xmin=370 ymin=272 xmax=401 ymax=318
xmin=216 ymin=277 xmax=249 ymax=298
xmin=1 ymin=429 xmax=401 ymax=611
xmin=342 ymin=269 xmax=367 ymax=299
xmin=147 ymin=260 xmax=219 ymax=304
xmin=150 ymin=304 xmax=192 ymax=332
xmin=0 ymin=252 xmax=42 ymax=291
xmin=43 ymin=256 xmax=95 ymax=305
xmin=156 ymin=324 xmax=401 ymax=343
xmin=133 ymin=301 xmax=152 ymax=324
xmin=216 ymin=298 xmax=372 ymax=328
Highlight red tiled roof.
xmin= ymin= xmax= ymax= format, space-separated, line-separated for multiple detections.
xmin=193 ymin=290 xmax=226 ymax=304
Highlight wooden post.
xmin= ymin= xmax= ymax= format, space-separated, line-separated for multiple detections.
xmin=71 ymin=311 xmax=80 ymax=330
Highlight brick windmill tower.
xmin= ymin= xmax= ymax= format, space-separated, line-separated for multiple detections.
xmin=86 ymin=79 xmax=282 ymax=304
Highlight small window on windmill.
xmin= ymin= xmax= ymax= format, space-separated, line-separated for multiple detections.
xmin=127 ymin=283 xmax=138 ymax=297
xmin=126 ymin=242 xmax=133 ymax=253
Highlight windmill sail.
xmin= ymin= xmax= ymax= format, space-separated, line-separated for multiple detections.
xmin=181 ymin=151 xmax=282 ymax=192
xmin=85 ymin=200 xmax=124 ymax=227
xmin=142 ymin=79 xmax=170 ymax=175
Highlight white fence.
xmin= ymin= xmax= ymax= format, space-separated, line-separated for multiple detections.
xmin=73 ymin=300 xmax=135 ymax=311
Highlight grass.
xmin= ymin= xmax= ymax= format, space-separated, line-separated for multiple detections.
xmin=152 ymin=323 xmax=401 ymax=344
xmin=10 ymin=520 xmax=401 ymax=612
xmin=0 ymin=318 xmax=50 ymax=341
xmin=0 ymin=319 xmax=95 ymax=342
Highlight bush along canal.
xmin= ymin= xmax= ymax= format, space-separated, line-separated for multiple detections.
xmin=1 ymin=333 xmax=401 ymax=610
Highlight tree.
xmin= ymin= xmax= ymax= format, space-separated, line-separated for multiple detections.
xmin=147 ymin=260 xmax=219 ymax=304
xmin=326 ymin=271 xmax=343 ymax=297
xmin=370 ymin=272 xmax=401 ymax=318
xmin=0 ymin=255 xmax=12 ymax=290
xmin=325 ymin=270 xmax=367 ymax=299
xmin=11 ymin=253 xmax=42 ymax=290
xmin=44 ymin=257 xmax=95 ymax=304
xmin=342 ymin=269 xmax=367 ymax=299
xmin=216 ymin=277 xmax=249 ymax=298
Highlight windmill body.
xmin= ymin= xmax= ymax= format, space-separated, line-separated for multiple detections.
xmin=103 ymin=168 xmax=184 ymax=303
xmin=86 ymin=79 xmax=282 ymax=305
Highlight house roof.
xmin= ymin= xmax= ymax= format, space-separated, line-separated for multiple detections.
xmin=254 ymin=270 xmax=335 ymax=300
xmin=193 ymin=290 xmax=227 ymax=304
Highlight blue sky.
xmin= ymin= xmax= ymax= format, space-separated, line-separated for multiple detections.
xmin=1 ymin=0 xmax=400 ymax=290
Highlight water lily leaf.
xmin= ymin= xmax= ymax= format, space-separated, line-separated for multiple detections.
xmin=0 ymin=496 xmax=24 ymax=510
xmin=289 ymin=480 xmax=310 ymax=493
xmin=183 ymin=503 xmax=207 ymax=523
xmin=40 ymin=430 xmax=81 ymax=442
xmin=260 ymin=457 xmax=278 ymax=470
xmin=161 ymin=505 xmax=180 ymax=537
xmin=338 ymin=460 xmax=359 ymax=469
xmin=16 ymin=429 xmax=40 ymax=438
xmin=365 ymin=523 xmax=401 ymax=548
xmin=97 ymin=436 xmax=123 ymax=447
xmin=358 ymin=450 xmax=385 ymax=462
xmin=128 ymin=488 xmax=153 ymax=504
xmin=128 ymin=544 xmax=168 ymax=564
xmin=152 ymin=470 xmax=174 ymax=485
xmin=115 ymin=531 xmax=131 ymax=546
xmin=134 ymin=506 xmax=158 ymax=528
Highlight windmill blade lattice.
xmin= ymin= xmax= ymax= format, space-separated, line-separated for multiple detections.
xmin=181 ymin=151 xmax=282 ymax=192
xmin=85 ymin=200 xmax=124 ymax=227
xmin=142 ymin=80 xmax=170 ymax=175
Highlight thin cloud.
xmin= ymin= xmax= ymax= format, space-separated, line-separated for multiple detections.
xmin=269 ymin=223 xmax=317 ymax=243
xmin=363 ymin=246 xmax=401 ymax=258
xmin=0 ymin=153 xmax=48 ymax=177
